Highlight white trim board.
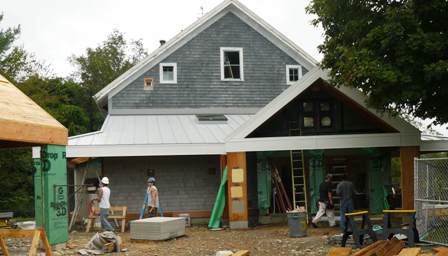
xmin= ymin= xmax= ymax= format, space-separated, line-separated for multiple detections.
xmin=226 ymin=133 xmax=421 ymax=152
xmin=94 ymin=0 xmax=318 ymax=107
xmin=226 ymin=67 xmax=420 ymax=141
xmin=67 ymin=143 xmax=225 ymax=158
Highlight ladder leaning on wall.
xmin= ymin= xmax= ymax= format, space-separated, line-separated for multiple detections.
xmin=289 ymin=121 xmax=309 ymax=218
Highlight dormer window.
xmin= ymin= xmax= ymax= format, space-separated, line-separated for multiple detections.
xmin=220 ymin=47 xmax=244 ymax=81
xmin=160 ymin=63 xmax=177 ymax=83
xmin=286 ymin=65 xmax=302 ymax=85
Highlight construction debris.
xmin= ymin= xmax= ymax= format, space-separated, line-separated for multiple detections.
xmin=77 ymin=231 xmax=123 ymax=255
xmin=328 ymin=240 xmax=448 ymax=256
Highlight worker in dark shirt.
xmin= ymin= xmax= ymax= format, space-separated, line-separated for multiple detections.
xmin=336 ymin=177 xmax=356 ymax=231
xmin=312 ymin=174 xmax=336 ymax=227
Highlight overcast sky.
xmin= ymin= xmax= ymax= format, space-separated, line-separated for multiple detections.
xmin=1 ymin=0 xmax=323 ymax=77
xmin=2 ymin=0 xmax=447 ymax=135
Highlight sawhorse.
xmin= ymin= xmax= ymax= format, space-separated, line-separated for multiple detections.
xmin=382 ymin=209 xmax=417 ymax=246
xmin=341 ymin=211 xmax=377 ymax=248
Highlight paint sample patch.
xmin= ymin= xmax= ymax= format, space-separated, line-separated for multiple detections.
xmin=232 ymin=168 xmax=244 ymax=183
xmin=232 ymin=200 xmax=244 ymax=213
xmin=231 ymin=186 xmax=243 ymax=198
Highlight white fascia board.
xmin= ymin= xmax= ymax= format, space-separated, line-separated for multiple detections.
xmin=66 ymin=143 xmax=225 ymax=158
xmin=420 ymin=140 xmax=448 ymax=152
xmin=225 ymin=133 xmax=421 ymax=152
xmin=95 ymin=0 xmax=318 ymax=106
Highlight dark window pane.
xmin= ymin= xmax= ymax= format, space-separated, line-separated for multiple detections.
xmin=289 ymin=68 xmax=299 ymax=81
xmin=320 ymin=102 xmax=330 ymax=112
xmin=321 ymin=116 xmax=332 ymax=127
xmin=303 ymin=117 xmax=314 ymax=128
xmin=303 ymin=102 xmax=313 ymax=112
xmin=163 ymin=66 xmax=173 ymax=72
xmin=224 ymin=51 xmax=240 ymax=65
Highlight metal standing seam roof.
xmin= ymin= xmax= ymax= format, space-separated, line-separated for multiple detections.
xmin=69 ymin=114 xmax=252 ymax=146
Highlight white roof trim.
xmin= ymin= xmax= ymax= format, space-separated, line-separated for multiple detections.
xmin=227 ymin=67 xmax=420 ymax=141
xmin=67 ymin=143 xmax=225 ymax=158
xmin=226 ymin=132 xmax=420 ymax=152
xmin=94 ymin=0 xmax=318 ymax=106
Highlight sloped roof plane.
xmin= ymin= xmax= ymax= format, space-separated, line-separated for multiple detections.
xmin=93 ymin=0 xmax=318 ymax=107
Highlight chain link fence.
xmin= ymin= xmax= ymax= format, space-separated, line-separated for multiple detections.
xmin=415 ymin=158 xmax=448 ymax=246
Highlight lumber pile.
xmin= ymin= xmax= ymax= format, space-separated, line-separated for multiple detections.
xmin=327 ymin=240 xmax=448 ymax=256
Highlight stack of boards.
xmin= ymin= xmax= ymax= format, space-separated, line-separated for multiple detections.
xmin=130 ymin=217 xmax=185 ymax=240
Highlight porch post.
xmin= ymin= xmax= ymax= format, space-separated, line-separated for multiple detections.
xmin=399 ymin=146 xmax=419 ymax=210
xmin=226 ymin=152 xmax=248 ymax=229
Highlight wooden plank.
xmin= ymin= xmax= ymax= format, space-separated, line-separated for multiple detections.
xmin=28 ymin=230 xmax=41 ymax=256
xmin=233 ymin=250 xmax=250 ymax=256
xmin=0 ymin=237 xmax=10 ymax=256
xmin=383 ymin=241 xmax=405 ymax=256
xmin=327 ymin=247 xmax=352 ymax=256
xmin=0 ymin=229 xmax=36 ymax=238
xmin=397 ymin=248 xmax=421 ymax=256
xmin=433 ymin=247 xmax=448 ymax=253
xmin=400 ymin=147 xmax=419 ymax=210
xmin=352 ymin=240 xmax=387 ymax=256
xmin=39 ymin=229 xmax=52 ymax=256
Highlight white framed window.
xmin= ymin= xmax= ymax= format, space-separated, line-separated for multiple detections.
xmin=143 ymin=77 xmax=154 ymax=90
xmin=159 ymin=63 xmax=177 ymax=83
xmin=220 ymin=47 xmax=244 ymax=81
xmin=286 ymin=65 xmax=302 ymax=85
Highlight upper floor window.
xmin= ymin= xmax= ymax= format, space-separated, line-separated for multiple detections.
xmin=286 ymin=65 xmax=302 ymax=85
xmin=220 ymin=47 xmax=244 ymax=81
xmin=143 ymin=77 xmax=154 ymax=90
xmin=159 ymin=63 xmax=177 ymax=83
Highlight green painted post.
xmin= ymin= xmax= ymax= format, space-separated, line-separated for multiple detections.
xmin=256 ymin=152 xmax=271 ymax=215
xmin=307 ymin=150 xmax=324 ymax=215
xmin=33 ymin=145 xmax=68 ymax=245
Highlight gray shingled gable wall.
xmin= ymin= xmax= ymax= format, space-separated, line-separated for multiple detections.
xmin=111 ymin=12 xmax=308 ymax=110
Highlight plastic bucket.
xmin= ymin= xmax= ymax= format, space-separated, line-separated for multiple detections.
xmin=287 ymin=212 xmax=307 ymax=237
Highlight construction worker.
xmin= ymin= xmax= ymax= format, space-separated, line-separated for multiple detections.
xmin=311 ymin=174 xmax=336 ymax=227
xmin=336 ymin=176 xmax=356 ymax=231
xmin=146 ymin=177 xmax=159 ymax=217
xmin=97 ymin=177 xmax=114 ymax=231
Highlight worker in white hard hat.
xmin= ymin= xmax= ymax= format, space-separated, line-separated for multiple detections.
xmin=96 ymin=177 xmax=114 ymax=231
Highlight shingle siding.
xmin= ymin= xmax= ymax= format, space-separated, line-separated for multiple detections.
xmin=111 ymin=12 xmax=308 ymax=110
xmin=103 ymin=156 xmax=220 ymax=213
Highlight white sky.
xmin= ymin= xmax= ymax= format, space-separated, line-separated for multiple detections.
xmin=1 ymin=0 xmax=323 ymax=76
xmin=2 ymin=0 xmax=447 ymax=135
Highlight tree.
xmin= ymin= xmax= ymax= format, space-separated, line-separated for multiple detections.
xmin=19 ymin=75 xmax=90 ymax=136
xmin=0 ymin=14 xmax=44 ymax=82
xmin=71 ymin=30 xmax=147 ymax=131
xmin=307 ymin=0 xmax=448 ymax=125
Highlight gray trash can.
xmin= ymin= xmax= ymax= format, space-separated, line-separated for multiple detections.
xmin=287 ymin=212 xmax=307 ymax=237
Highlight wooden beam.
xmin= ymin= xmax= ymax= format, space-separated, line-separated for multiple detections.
xmin=400 ymin=146 xmax=419 ymax=210
xmin=0 ymin=237 xmax=9 ymax=256
xmin=327 ymin=247 xmax=352 ymax=256
xmin=29 ymin=230 xmax=41 ymax=256
xmin=0 ymin=119 xmax=67 ymax=146
xmin=233 ymin=250 xmax=250 ymax=256
xmin=397 ymin=248 xmax=421 ymax=256
xmin=226 ymin=152 xmax=248 ymax=228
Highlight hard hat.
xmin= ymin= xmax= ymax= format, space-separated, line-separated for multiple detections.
xmin=147 ymin=177 xmax=156 ymax=183
xmin=101 ymin=177 xmax=109 ymax=185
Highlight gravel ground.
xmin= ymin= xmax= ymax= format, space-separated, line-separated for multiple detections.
xmin=55 ymin=224 xmax=339 ymax=256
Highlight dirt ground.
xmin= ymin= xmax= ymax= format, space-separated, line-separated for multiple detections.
xmin=59 ymin=224 xmax=339 ymax=256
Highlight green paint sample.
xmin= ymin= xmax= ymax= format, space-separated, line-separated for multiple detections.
xmin=33 ymin=145 xmax=68 ymax=245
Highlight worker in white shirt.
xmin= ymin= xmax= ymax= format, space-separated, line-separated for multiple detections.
xmin=97 ymin=177 xmax=114 ymax=231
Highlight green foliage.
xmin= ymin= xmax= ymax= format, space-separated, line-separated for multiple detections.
xmin=0 ymin=148 xmax=34 ymax=217
xmin=18 ymin=75 xmax=90 ymax=136
xmin=307 ymin=0 xmax=448 ymax=124
xmin=70 ymin=30 xmax=147 ymax=131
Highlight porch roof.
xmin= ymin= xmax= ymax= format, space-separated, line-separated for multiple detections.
xmin=420 ymin=134 xmax=448 ymax=152
xmin=67 ymin=114 xmax=251 ymax=157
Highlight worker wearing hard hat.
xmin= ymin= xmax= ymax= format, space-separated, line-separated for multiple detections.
xmin=146 ymin=177 xmax=159 ymax=217
xmin=97 ymin=177 xmax=113 ymax=231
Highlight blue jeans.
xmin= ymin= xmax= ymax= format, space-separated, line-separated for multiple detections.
xmin=100 ymin=208 xmax=114 ymax=231
xmin=339 ymin=200 xmax=354 ymax=231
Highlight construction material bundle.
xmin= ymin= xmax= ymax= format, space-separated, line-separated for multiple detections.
xmin=130 ymin=217 xmax=185 ymax=240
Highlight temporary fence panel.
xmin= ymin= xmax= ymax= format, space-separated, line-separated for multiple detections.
xmin=415 ymin=158 xmax=448 ymax=246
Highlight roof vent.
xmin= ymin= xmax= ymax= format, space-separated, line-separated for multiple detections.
xmin=196 ymin=114 xmax=228 ymax=123
xmin=159 ymin=40 xmax=166 ymax=46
